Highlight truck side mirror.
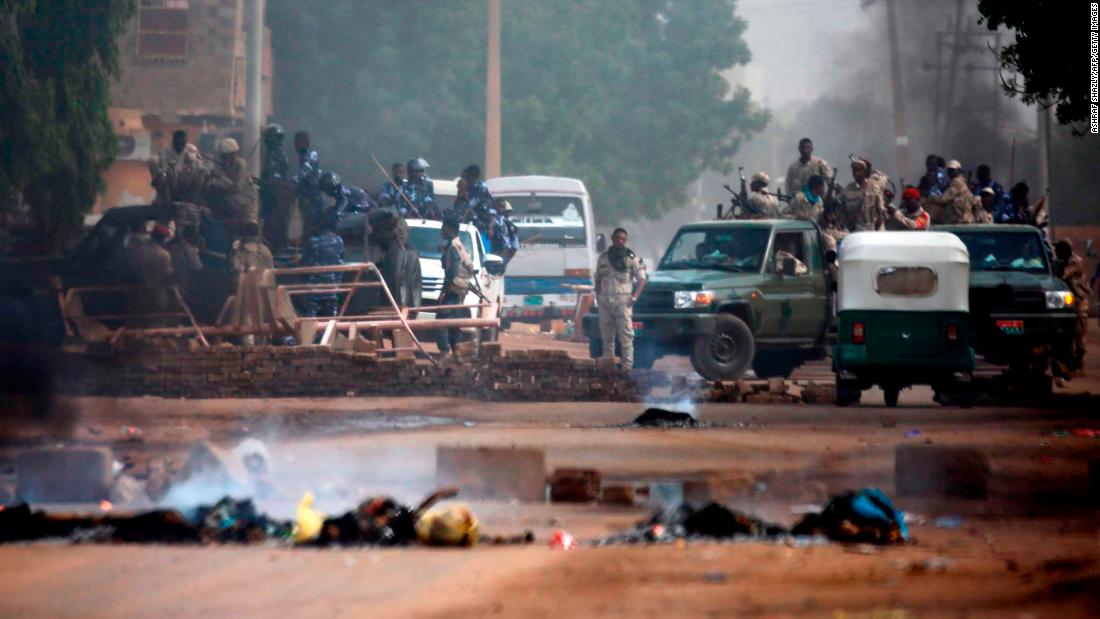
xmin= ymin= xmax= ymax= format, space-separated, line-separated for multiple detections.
xmin=483 ymin=254 xmax=505 ymax=276
xmin=596 ymin=233 xmax=607 ymax=253
xmin=825 ymin=249 xmax=837 ymax=264
xmin=778 ymin=256 xmax=797 ymax=277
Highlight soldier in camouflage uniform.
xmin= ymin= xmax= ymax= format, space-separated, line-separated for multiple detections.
xmin=929 ymin=160 xmax=976 ymax=224
xmin=300 ymin=208 xmax=345 ymax=317
xmin=402 ymin=158 xmax=438 ymax=219
xmin=228 ymin=221 xmax=274 ymax=280
xmin=785 ymin=138 xmax=832 ymax=197
xmin=1054 ymin=239 xmax=1091 ymax=373
xmin=786 ymin=174 xmax=825 ymax=222
xmin=840 ymin=158 xmax=886 ymax=231
xmin=206 ymin=138 xmax=259 ymax=228
xmin=149 ymin=130 xmax=206 ymax=206
xmin=293 ymin=131 xmax=323 ymax=234
xmin=743 ymin=172 xmax=780 ymax=219
xmin=438 ymin=216 xmax=475 ymax=354
xmin=594 ymin=227 xmax=647 ymax=369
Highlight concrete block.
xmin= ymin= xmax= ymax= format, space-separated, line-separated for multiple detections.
xmin=549 ymin=468 xmax=600 ymax=503
xmin=436 ymin=446 xmax=546 ymax=502
xmin=895 ymin=444 xmax=990 ymax=499
xmin=16 ymin=447 xmax=113 ymax=503
xmin=600 ymin=485 xmax=636 ymax=506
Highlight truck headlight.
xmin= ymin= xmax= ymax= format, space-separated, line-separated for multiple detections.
xmin=1045 ymin=290 xmax=1074 ymax=309
xmin=674 ymin=290 xmax=715 ymax=309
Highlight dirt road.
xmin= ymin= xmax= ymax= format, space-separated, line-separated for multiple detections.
xmin=1 ymin=331 xmax=1098 ymax=618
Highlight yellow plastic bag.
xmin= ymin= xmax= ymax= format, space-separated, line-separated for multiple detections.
xmin=415 ymin=502 xmax=479 ymax=547
xmin=294 ymin=491 xmax=325 ymax=543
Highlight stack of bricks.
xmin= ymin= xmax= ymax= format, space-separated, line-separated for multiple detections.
xmin=55 ymin=343 xmax=651 ymax=402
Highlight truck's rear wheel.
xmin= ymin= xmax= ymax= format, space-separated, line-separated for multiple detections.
xmin=836 ymin=377 xmax=861 ymax=407
xmin=690 ymin=313 xmax=755 ymax=380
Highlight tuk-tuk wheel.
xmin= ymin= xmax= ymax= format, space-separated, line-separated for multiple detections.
xmin=883 ymin=386 xmax=900 ymax=408
xmin=836 ymin=378 xmax=861 ymax=407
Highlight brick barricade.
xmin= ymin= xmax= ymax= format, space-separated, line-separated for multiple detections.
xmin=54 ymin=343 xmax=670 ymax=402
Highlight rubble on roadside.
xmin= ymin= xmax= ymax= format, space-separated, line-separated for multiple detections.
xmin=592 ymin=488 xmax=909 ymax=547
xmin=0 ymin=486 xmax=534 ymax=549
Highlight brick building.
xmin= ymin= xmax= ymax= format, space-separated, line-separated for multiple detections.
xmin=98 ymin=0 xmax=272 ymax=212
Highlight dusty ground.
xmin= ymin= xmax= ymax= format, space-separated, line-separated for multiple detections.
xmin=1 ymin=330 xmax=1098 ymax=618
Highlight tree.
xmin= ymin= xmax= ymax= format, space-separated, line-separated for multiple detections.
xmin=978 ymin=0 xmax=1091 ymax=133
xmin=0 ymin=0 xmax=136 ymax=252
xmin=267 ymin=0 xmax=766 ymax=223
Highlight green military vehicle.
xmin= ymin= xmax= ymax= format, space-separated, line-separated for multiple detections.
xmin=937 ymin=224 xmax=1078 ymax=385
xmin=582 ymin=219 xmax=832 ymax=379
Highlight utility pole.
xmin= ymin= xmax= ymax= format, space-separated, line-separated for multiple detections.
xmin=932 ymin=31 xmax=943 ymax=147
xmin=941 ymin=0 xmax=966 ymax=143
xmin=244 ymin=0 xmax=266 ymax=177
xmin=885 ymin=0 xmax=910 ymax=180
xmin=485 ymin=0 xmax=502 ymax=179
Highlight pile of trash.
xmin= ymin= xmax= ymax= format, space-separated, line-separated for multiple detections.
xmin=0 ymin=486 xmax=531 ymax=548
xmin=632 ymin=407 xmax=699 ymax=428
xmin=593 ymin=489 xmax=909 ymax=547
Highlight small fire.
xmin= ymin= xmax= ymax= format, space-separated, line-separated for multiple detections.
xmin=99 ymin=500 xmax=113 ymax=512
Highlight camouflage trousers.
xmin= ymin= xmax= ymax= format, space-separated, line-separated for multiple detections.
xmin=598 ymin=294 xmax=635 ymax=369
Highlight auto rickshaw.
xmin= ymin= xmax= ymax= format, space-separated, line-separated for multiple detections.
xmin=833 ymin=231 xmax=974 ymax=407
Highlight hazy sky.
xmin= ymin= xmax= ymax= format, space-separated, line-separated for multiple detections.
xmin=737 ymin=0 xmax=872 ymax=106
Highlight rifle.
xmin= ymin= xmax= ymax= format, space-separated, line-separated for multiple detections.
xmin=738 ymin=166 xmax=749 ymax=205
xmin=369 ymin=154 xmax=423 ymax=220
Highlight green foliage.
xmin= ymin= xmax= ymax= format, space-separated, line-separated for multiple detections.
xmin=268 ymin=0 xmax=766 ymax=223
xmin=0 ymin=0 xmax=136 ymax=248
xmin=977 ymin=0 xmax=1089 ymax=133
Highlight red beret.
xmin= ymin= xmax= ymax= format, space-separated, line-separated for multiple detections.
xmin=902 ymin=187 xmax=921 ymax=201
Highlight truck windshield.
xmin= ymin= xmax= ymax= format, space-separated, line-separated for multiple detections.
xmin=660 ymin=228 xmax=771 ymax=272
xmin=409 ymin=228 xmax=476 ymax=260
xmin=952 ymin=231 xmax=1050 ymax=274
xmin=506 ymin=196 xmax=587 ymax=247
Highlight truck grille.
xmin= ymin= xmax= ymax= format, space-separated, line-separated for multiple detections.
xmin=970 ymin=287 xmax=1045 ymax=314
xmin=634 ymin=289 xmax=674 ymax=312
xmin=423 ymin=276 xmax=443 ymax=293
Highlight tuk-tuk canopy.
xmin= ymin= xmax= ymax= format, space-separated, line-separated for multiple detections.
xmin=838 ymin=231 xmax=970 ymax=313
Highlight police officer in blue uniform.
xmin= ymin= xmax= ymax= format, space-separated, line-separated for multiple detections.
xmin=459 ymin=164 xmax=497 ymax=251
xmin=293 ymin=131 xmax=323 ymax=234
xmin=379 ymin=162 xmax=405 ymax=208
xmin=301 ymin=207 xmax=345 ymax=317
xmin=319 ymin=171 xmax=376 ymax=219
xmin=402 ymin=157 xmax=438 ymax=219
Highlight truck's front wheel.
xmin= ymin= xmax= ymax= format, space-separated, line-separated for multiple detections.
xmin=690 ymin=313 xmax=755 ymax=380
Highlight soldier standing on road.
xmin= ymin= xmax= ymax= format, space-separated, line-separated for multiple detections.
xmin=785 ymin=138 xmax=832 ymax=197
xmin=594 ymin=228 xmax=647 ymax=370
xmin=786 ymin=174 xmax=825 ymax=222
xmin=206 ymin=138 xmax=259 ymax=228
xmin=438 ymin=217 xmax=475 ymax=355
xmin=300 ymin=208 xmax=345 ymax=318
xmin=929 ymin=160 xmax=976 ymax=224
xmin=1054 ymin=239 xmax=1091 ymax=374
xmin=293 ymin=131 xmax=323 ymax=234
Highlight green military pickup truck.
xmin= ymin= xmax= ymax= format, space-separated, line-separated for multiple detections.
xmin=582 ymin=219 xmax=833 ymax=379
xmin=937 ymin=224 xmax=1077 ymax=383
